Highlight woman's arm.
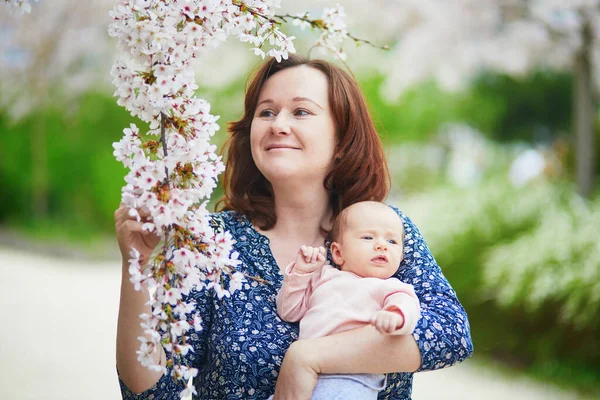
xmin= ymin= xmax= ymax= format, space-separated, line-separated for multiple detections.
xmin=273 ymin=326 xmax=420 ymax=399
xmin=114 ymin=205 xmax=166 ymax=394
xmin=293 ymin=324 xmax=421 ymax=373
xmin=392 ymin=208 xmax=473 ymax=371
xmin=116 ymin=259 xmax=167 ymax=393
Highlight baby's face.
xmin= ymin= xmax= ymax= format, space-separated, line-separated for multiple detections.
xmin=331 ymin=202 xmax=404 ymax=279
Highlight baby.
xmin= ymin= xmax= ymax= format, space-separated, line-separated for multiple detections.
xmin=275 ymin=201 xmax=421 ymax=399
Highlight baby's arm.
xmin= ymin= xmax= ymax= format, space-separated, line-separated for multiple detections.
xmin=276 ymin=246 xmax=327 ymax=322
xmin=370 ymin=281 xmax=421 ymax=336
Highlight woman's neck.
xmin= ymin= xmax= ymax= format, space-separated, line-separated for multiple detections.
xmin=265 ymin=180 xmax=332 ymax=244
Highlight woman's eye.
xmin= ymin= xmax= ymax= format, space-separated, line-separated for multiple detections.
xmin=258 ymin=110 xmax=274 ymax=117
xmin=295 ymin=109 xmax=310 ymax=116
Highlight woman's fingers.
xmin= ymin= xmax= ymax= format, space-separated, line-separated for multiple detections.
xmin=115 ymin=205 xmax=155 ymax=228
xmin=122 ymin=219 xmax=145 ymax=233
xmin=115 ymin=204 xmax=161 ymax=261
xmin=114 ymin=204 xmax=130 ymax=223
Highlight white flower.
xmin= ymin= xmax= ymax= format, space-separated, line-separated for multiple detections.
xmin=164 ymin=288 xmax=181 ymax=305
xmin=171 ymin=319 xmax=191 ymax=337
xmin=251 ymin=47 xmax=266 ymax=59
xmin=4 ymin=0 xmax=37 ymax=15
xmin=179 ymin=379 xmax=198 ymax=399
xmin=292 ymin=13 xmax=311 ymax=30
xmin=229 ymin=271 xmax=245 ymax=293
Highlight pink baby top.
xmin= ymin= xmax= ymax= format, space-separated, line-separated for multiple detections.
xmin=276 ymin=263 xmax=421 ymax=339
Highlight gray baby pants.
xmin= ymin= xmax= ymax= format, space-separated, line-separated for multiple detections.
xmin=267 ymin=373 xmax=386 ymax=400
xmin=311 ymin=374 xmax=386 ymax=399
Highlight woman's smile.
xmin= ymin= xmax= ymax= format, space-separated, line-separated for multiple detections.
xmin=265 ymin=144 xmax=301 ymax=151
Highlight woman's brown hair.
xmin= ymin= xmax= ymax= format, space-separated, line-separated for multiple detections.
xmin=218 ymin=54 xmax=390 ymax=230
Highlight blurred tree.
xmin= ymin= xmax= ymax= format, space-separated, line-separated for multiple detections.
xmin=0 ymin=0 xmax=114 ymax=217
xmin=334 ymin=0 xmax=600 ymax=197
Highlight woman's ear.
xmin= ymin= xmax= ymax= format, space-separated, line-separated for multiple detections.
xmin=330 ymin=242 xmax=344 ymax=266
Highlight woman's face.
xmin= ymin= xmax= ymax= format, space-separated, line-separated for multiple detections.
xmin=250 ymin=65 xmax=337 ymax=185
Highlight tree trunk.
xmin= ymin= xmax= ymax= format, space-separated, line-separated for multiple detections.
xmin=573 ymin=20 xmax=596 ymax=198
xmin=31 ymin=109 xmax=48 ymax=218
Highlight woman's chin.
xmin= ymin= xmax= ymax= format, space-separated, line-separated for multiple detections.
xmin=263 ymin=168 xmax=324 ymax=185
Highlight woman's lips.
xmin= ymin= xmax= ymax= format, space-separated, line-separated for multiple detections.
xmin=266 ymin=145 xmax=299 ymax=150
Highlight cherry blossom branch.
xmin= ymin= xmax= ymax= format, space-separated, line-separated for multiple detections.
xmin=160 ymin=112 xmax=169 ymax=184
xmin=231 ymin=2 xmax=388 ymax=60
xmin=3 ymin=0 xmax=37 ymax=14
xmin=276 ymin=13 xmax=390 ymax=51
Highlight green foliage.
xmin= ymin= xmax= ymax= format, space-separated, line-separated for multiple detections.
xmin=359 ymin=71 xmax=573 ymax=144
xmin=0 ymin=92 xmax=135 ymax=236
xmin=465 ymin=72 xmax=572 ymax=142
xmin=360 ymin=77 xmax=462 ymax=143
xmin=401 ymin=180 xmax=600 ymax=394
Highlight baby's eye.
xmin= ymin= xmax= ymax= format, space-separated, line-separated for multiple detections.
xmin=388 ymin=239 xmax=398 ymax=244
xmin=362 ymin=235 xmax=373 ymax=240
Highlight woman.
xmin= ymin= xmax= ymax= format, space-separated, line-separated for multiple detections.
xmin=115 ymin=54 xmax=473 ymax=399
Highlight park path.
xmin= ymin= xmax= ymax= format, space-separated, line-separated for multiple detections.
xmin=0 ymin=247 xmax=589 ymax=400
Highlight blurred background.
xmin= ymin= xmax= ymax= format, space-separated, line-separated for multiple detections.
xmin=1 ymin=1 xmax=599 ymax=399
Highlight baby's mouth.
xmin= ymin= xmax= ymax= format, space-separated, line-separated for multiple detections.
xmin=371 ymin=255 xmax=388 ymax=264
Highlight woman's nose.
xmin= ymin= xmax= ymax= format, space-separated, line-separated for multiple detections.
xmin=270 ymin=112 xmax=291 ymax=135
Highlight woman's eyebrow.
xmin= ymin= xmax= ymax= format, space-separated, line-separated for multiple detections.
xmin=293 ymin=96 xmax=323 ymax=109
xmin=256 ymin=97 xmax=323 ymax=110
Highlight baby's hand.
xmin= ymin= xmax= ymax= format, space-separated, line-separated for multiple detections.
xmin=371 ymin=310 xmax=405 ymax=335
xmin=293 ymin=245 xmax=327 ymax=274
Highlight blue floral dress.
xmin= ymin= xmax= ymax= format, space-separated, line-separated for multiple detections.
xmin=119 ymin=207 xmax=473 ymax=399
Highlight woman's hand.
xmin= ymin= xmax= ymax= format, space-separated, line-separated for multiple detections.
xmin=273 ymin=340 xmax=319 ymax=400
xmin=114 ymin=203 xmax=160 ymax=266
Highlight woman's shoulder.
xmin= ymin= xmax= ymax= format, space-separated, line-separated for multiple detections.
xmin=385 ymin=203 xmax=416 ymax=230
xmin=209 ymin=209 xmax=248 ymax=228
xmin=208 ymin=210 xmax=261 ymax=242
xmin=384 ymin=203 xmax=429 ymax=251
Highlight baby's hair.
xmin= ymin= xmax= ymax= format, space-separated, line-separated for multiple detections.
xmin=328 ymin=201 xmax=406 ymax=245
xmin=329 ymin=206 xmax=351 ymax=243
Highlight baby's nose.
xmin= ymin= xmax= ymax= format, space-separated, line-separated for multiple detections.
xmin=375 ymin=239 xmax=387 ymax=250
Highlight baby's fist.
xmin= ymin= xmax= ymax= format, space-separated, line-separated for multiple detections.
xmin=371 ymin=310 xmax=404 ymax=335
xmin=294 ymin=245 xmax=326 ymax=273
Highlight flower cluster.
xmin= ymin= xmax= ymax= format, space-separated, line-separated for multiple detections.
xmin=3 ymin=0 xmax=37 ymax=14
xmin=108 ymin=1 xmax=350 ymax=397
xmin=376 ymin=0 xmax=600 ymax=100
xmin=292 ymin=4 xmax=349 ymax=60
